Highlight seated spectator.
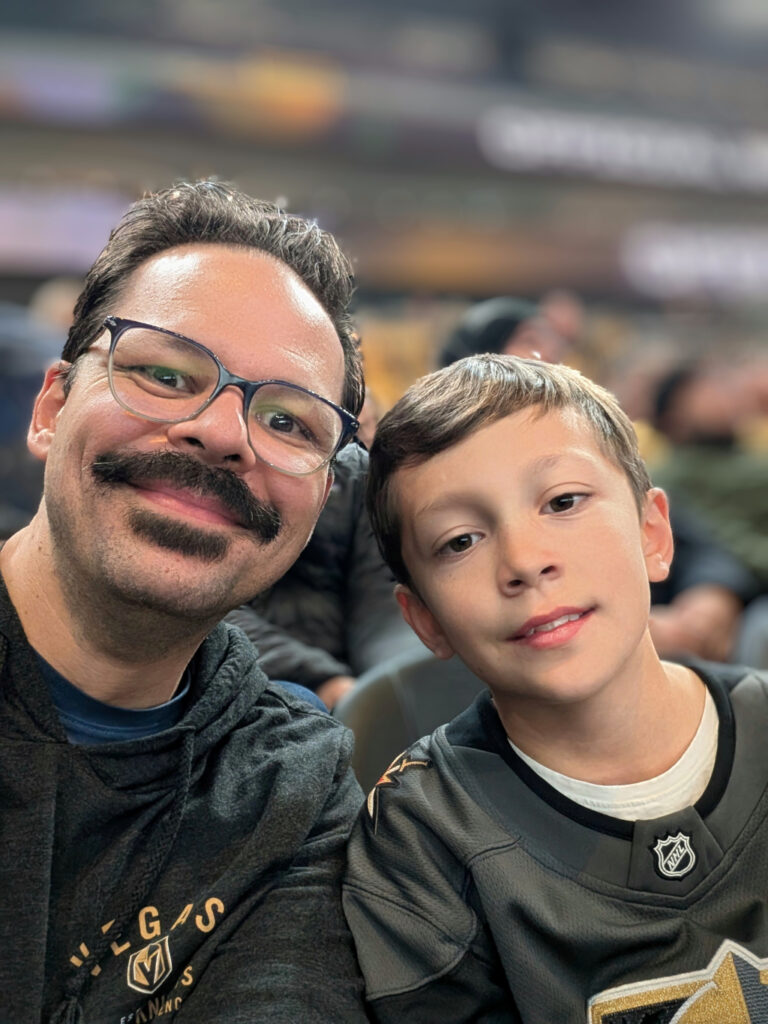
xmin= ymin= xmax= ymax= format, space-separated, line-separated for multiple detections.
xmin=650 ymin=356 xmax=768 ymax=592
xmin=0 ymin=180 xmax=369 ymax=1020
xmin=437 ymin=296 xmax=570 ymax=369
xmin=226 ymin=441 xmax=424 ymax=708
xmin=652 ymin=504 xmax=760 ymax=663
xmin=0 ymin=301 xmax=60 ymax=536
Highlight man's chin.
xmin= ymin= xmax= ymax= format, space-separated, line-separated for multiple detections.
xmin=128 ymin=508 xmax=230 ymax=563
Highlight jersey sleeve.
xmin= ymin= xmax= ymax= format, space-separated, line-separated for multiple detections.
xmin=343 ymin=752 xmax=521 ymax=1022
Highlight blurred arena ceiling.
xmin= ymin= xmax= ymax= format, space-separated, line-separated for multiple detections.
xmin=2 ymin=0 xmax=768 ymax=301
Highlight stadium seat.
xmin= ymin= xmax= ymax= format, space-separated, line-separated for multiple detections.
xmin=334 ymin=646 xmax=485 ymax=792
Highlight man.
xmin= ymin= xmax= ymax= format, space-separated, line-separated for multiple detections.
xmin=0 ymin=180 xmax=368 ymax=1022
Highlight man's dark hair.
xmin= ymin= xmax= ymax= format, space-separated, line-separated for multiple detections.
xmin=63 ymin=180 xmax=364 ymax=415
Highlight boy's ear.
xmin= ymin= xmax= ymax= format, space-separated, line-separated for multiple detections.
xmin=27 ymin=363 xmax=69 ymax=462
xmin=395 ymin=584 xmax=455 ymax=660
xmin=641 ymin=487 xmax=674 ymax=584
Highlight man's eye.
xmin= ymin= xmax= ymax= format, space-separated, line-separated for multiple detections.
xmin=264 ymin=411 xmax=315 ymax=442
xmin=544 ymin=493 xmax=587 ymax=514
xmin=268 ymin=411 xmax=299 ymax=434
xmin=149 ymin=366 xmax=187 ymax=385
xmin=136 ymin=365 xmax=188 ymax=390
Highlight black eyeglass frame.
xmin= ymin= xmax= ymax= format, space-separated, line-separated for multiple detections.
xmin=99 ymin=315 xmax=359 ymax=476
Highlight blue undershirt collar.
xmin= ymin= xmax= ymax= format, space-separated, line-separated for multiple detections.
xmin=35 ymin=652 xmax=191 ymax=745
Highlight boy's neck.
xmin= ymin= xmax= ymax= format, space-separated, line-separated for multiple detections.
xmin=493 ymin=645 xmax=707 ymax=786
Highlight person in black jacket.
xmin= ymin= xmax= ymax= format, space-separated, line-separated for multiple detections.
xmin=226 ymin=440 xmax=423 ymax=708
xmin=651 ymin=503 xmax=760 ymax=663
xmin=0 ymin=180 xmax=368 ymax=1022
xmin=437 ymin=295 xmax=569 ymax=368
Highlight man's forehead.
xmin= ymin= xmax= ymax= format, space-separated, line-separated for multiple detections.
xmin=118 ymin=244 xmax=334 ymax=334
xmin=111 ymin=243 xmax=344 ymax=395
xmin=118 ymin=244 xmax=328 ymax=319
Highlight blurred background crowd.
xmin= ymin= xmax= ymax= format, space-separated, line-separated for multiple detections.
xmin=2 ymin=0 xmax=768 ymax=722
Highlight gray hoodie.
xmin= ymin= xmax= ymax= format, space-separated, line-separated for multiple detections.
xmin=0 ymin=575 xmax=367 ymax=1023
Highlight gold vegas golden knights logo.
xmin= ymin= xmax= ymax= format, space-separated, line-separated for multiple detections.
xmin=589 ymin=940 xmax=768 ymax=1023
xmin=127 ymin=935 xmax=173 ymax=995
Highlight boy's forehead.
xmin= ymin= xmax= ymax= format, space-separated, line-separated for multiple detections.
xmin=397 ymin=403 xmax=602 ymax=475
xmin=388 ymin=403 xmax=621 ymax=515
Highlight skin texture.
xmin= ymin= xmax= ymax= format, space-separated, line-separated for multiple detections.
xmin=392 ymin=406 xmax=706 ymax=785
xmin=0 ymin=244 xmax=344 ymax=708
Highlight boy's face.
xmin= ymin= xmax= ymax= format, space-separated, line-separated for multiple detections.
xmin=393 ymin=405 xmax=673 ymax=714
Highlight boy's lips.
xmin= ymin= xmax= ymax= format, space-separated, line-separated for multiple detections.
xmin=510 ymin=607 xmax=594 ymax=643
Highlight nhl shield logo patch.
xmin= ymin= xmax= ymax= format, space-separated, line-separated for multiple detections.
xmin=652 ymin=831 xmax=696 ymax=879
xmin=127 ymin=934 xmax=173 ymax=994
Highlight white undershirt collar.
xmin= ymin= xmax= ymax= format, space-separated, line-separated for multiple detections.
xmin=508 ymin=688 xmax=718 ymax=821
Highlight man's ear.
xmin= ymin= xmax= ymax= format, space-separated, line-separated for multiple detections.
xmin=27 ymin=363 xmax=69 ymax=462
xmin=642 ymin=487 xmax=674 ymax=583
xmin=395 ymin=584 xmax=455 ymax=660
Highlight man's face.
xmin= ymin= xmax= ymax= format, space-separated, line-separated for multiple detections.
xmin=393 ymin=406 xmax=672 ymax=717
xmin=29 ymin=243 xmax=345 ymax=622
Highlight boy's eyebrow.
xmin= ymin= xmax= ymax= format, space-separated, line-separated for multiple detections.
xmin=528 ymin=453 xmax=566 ymax=474
xmin=411 ymin=450 xmax=599 ymax=520
xmin=414 ymin=492 xmax=479 ymax=518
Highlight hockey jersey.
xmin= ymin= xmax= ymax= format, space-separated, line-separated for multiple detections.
xmin=344 ymin=662 xmax=768 ymax=1023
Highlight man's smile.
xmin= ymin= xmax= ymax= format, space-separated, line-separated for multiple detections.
xmin=132 ymin=480 xmax=247 ymax=528
xmin=91 ymin=448 xmax=281 ymax=542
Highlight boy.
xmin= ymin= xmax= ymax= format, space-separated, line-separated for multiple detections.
xmin=343 ymin=353 xmax=768 ymax=1023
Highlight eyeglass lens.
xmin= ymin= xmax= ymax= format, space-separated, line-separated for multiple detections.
xmin=108 ymin=324 xmax=344 ymax=474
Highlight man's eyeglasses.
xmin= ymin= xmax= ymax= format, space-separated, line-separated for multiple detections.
xmin=98 ymin=316 xmax=359 ymax=477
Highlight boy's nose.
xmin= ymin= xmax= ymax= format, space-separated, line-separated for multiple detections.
xmin=497 ymin=528 xmax=560 ymax=593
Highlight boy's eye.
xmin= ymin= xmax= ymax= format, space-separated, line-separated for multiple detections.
xmin=544 ymin=492 xmax=587 ymax=514
xmin=438 ymin=532 xmax=480 ymax=555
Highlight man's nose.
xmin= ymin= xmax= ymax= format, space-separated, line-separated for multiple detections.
xmin=164 ymin=385 xmax=257 ymax=468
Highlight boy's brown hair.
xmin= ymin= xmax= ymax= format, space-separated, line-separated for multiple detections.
xmin=366 ymin=354 xmax=651 ymax=587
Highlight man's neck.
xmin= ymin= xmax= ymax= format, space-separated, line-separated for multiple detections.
xmin=0 ymin=520 xmax=209 ymax=708
xmin=493 ymin=638 xmax=707 ymax=786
